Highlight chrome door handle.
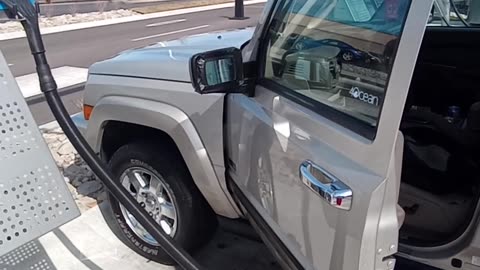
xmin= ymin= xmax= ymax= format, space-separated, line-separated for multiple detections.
xmin=299 ymin=160 xmax=353 ymax=211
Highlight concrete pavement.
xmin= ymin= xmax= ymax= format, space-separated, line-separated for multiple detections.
xmin=37 ymin=0 xmax=238 ymax=17
xmin=16 ymin=66 xmax=87 ymax=98
xmin=8 ymin=62 xmax=87 ymax=125
xmin=0 ymin=205 xmax=279 ymax=270
xmin=27 ymin=84 xmax=85 ymax=125
xmin=38 ymin=0 xmax=168 ymax=17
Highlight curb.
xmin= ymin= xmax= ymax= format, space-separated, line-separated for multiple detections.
xmin=0 ymin=0 xmax=266 ymax=41
xmin=39 ymin=119 xmax=61 ymax=131
xmin=131 ymin=0 xmax=233 ymax=14
xmin=38 ymin=112 xmax=85 ymax=131
xmin=37 ymin=0 xmax=102 ymax=3
xmin=26 ymin=82 xmax=85 ymax=105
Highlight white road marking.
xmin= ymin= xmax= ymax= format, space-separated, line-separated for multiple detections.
xmin=46 ymin=1 xmax=108 ymax=6
xmin=131 ymin=24 xmax=209 ymax=42
xmin=0 ymin=0 xmax=266 ymax=41
xmin=7 ymin=63 xmax=13 ymax=67
xmin=146 ymin=18 xmax=187 ymax=27
xmin=15 ymin=66 xmax=88 ymax=98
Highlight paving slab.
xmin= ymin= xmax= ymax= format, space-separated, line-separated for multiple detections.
xmin=0 ymin=205 xmax=280 ymax=270
xmin=15 ymin=66 xmax=88 ymax=99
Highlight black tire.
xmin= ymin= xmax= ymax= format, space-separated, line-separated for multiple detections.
xmin=99 ymin=141 xmax=217 ymax=265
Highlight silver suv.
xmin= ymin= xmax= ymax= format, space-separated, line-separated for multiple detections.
xmin=80 ymin=0 xmax=480 ymax=269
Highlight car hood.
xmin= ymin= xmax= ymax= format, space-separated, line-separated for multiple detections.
xmin=89 ymin=28 xmax=254 ymax=82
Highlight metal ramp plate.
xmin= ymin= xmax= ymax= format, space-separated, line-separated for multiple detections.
xmin=0 ymin=51 xmax=80 ymax=256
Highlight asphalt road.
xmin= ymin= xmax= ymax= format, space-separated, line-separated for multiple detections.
xmin=2 ymin=3 xmax=264 ymax=77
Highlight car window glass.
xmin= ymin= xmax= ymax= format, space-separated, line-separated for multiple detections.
xmin=428 ymin=0 xmax=478 ymax=27
xmin=263 ymin=0 xmax=412 ymax=129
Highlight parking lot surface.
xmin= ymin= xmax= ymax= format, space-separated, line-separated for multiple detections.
xmin=0 ymin=205 xmax=280 ymax=270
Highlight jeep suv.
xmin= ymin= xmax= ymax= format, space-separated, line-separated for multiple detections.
xmin=80 ymin=0 xmax=480 ymax=269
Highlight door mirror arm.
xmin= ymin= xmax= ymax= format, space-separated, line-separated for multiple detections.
xmin=242 ymin=61 xmax=258 ymax=97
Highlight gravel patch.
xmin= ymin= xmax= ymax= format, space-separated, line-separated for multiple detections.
xmin=41 ymin=126 xmax=105 ymax=213
xmin=0 ymin=9 xmax=138 ymax=33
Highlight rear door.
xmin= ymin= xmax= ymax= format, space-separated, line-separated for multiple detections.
xmin=226 ymin=0 xmax=433 ymax=269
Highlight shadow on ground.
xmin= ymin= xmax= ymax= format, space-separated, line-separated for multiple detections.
xmin=0 ymin=205 xmax=280 ymax=270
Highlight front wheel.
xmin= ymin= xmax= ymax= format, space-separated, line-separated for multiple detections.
xmin=341 ymin=51 xmax=354 ymax=62
xmin=99 ymin=141 xmax=217 ymax=265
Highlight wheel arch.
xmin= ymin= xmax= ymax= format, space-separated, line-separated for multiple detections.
xmin=85 ymin=95 xmax=240 ymax=218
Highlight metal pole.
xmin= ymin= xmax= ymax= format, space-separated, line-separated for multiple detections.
xmin=235 ymin=0 xmax=244 ymax=17
xmin=230 ymin=0 xmax=248 ymax=20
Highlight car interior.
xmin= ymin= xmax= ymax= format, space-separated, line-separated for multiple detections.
xmin=398 ymin=26 xmax=480 ymax=247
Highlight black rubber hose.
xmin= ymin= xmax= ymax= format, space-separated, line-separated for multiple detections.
xmin=6 ymin=1 xmax=204 ymax=269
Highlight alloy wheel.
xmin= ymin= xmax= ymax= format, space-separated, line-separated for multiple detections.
xmin=119 ymin=167 xmax=178 ymax=245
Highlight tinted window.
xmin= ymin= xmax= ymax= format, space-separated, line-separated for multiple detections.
xmin=263 ymin=0 xmax=411 ymax=129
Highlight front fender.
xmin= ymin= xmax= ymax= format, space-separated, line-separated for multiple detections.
xmin=85 ymin=95 xmax=240 ymax=218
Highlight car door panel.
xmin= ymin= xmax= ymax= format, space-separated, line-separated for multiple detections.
xmin=227 ymin=86 xmax=389 ymax=269
xmin=226 ymin=0 xmax=433 ymax=269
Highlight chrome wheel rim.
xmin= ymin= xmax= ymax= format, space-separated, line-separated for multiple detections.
xmin=342 ymin=52 xmax=353 ymax=61
xmin=119 ymin=167 xmax=178 ymax=246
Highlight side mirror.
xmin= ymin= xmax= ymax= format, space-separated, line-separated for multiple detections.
xmin=190 ymin=47 xmax=244 ymax=94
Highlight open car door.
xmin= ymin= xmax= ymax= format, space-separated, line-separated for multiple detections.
xmin=226 ymin=0 xmax=434 ymax=269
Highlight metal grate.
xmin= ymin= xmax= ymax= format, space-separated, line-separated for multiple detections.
xmin=0 ymin=241 xmax=40 ymax=266
xmin=0 ymin=241 xmax=56 ymax=270
xmin=0 ymin=101 xmax=37 ymax=160
xmin=29 ymin=259 xmax=52 ymax=270
xmin=0 ymin=51 xmax=79 ymax=256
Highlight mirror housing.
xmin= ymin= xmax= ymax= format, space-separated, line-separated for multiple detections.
xmin=190 ymin=47 xmax=244 ymax=94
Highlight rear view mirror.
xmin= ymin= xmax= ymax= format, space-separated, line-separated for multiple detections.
xmin=190 ymin=47 xmax=244 ymax=94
